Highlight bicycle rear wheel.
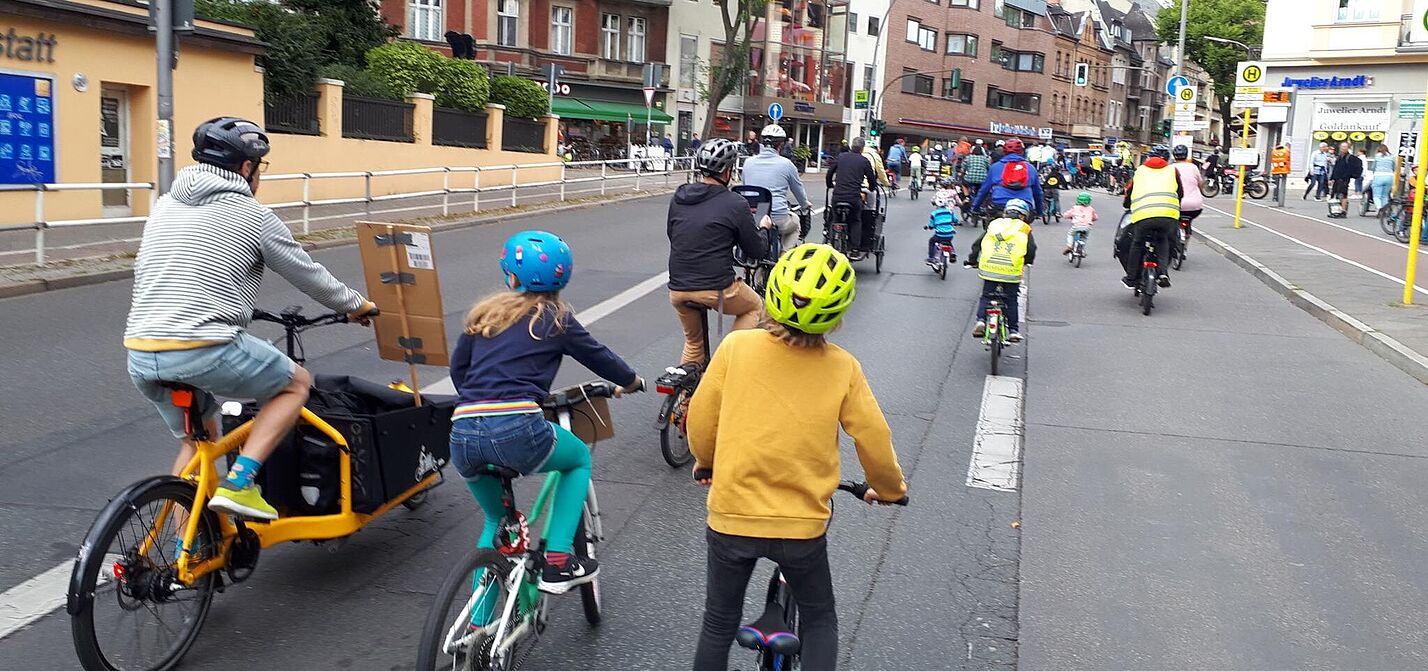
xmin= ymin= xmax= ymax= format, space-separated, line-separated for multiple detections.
xmin=659 ymin=390 xmax=694 ymax=468
xmin=415 ymin=548 xmax=517 ymax=671
xmin=70 ymin=479 xmax=219 ymax=671
xmin=1380 ymin=202 xmax=1400 ymax=236
xmin=575 ymin=513 xmax=602 ymax=625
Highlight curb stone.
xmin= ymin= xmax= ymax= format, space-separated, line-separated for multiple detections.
xmin=1198 ymin=230 xmax=1428 ymax=386
xmin=0 ymin=187 xmax=678 ymax=300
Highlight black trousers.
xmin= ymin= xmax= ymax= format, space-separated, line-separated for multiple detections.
xmin=693 ymin=528 xmax=838 ymax=671
xmin=1123 ymin=217 xmax=1178 ymax=281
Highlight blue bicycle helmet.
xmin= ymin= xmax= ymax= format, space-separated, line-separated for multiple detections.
xmin=499 ymin=230 xmax=572 ymax=293
xmin=1003 ymin=198 xmax=1031 ymax=219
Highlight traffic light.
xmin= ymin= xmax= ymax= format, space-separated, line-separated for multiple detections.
xmin=869 ymin=119 xmax=885 ymax=137
xmin=1159 ymin=118 xmax=1173 ymax=137
xmin=1074 ymin=63 xmax=1089 ymax=87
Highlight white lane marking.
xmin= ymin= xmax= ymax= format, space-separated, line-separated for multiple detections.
xmin=1201 ymin=204 xmax=1428 ymax=297
xmin=967 ymin=375 xmax=1025 ymax=492
xmin=0 ymin=563 xmax=73 ymax=640
xmin=1242 ymin=199 xmax=1428 ymax=257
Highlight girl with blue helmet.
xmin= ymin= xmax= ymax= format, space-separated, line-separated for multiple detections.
xmin=448 ymin=230 xmax=643 ymax=598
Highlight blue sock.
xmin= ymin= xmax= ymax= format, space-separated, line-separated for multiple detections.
xmin=224 ymin=455 xmax=262 ymax=490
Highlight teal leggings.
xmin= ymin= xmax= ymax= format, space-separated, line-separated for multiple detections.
xmin=464 ymin=421 xmax=591 ymax=554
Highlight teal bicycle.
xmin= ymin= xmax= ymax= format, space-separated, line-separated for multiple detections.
xmin=415 ymin=381 xmax=630 ymax=671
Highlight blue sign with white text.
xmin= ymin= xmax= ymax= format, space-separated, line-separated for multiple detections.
xmin=0 ymin=72 xmax=56 ymax=184
xmin=768 ymin=102 xmax=784 ymax=121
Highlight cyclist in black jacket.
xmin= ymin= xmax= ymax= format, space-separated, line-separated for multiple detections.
xmin=825 ymin=136 xmax=880 ymax=251
xmin=667 ymin=138 xmax=775 ymax=367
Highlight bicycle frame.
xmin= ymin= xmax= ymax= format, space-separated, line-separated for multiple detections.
xmin=166 ymin=408 xmax=441 ymax=585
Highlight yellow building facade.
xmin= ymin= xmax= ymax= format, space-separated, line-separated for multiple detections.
xmin=1 ymin=0 xmax=264 ymax=222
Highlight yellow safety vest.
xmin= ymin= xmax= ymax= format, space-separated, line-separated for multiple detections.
xmin=1129 ymin=164 xmax=1180 ymax=223
xmin=978 ymin=218 xmax=1030 ymax=283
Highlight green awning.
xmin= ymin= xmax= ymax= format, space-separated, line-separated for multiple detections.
xmin=553 ymin=97 xmax=673 ymax=124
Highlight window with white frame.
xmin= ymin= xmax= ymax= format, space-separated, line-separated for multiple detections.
xmin=627 ymin=17 xmax=646 ymax=61
xmin=601 ymin=13 xmax=621 ymax=59
xmin=1112 ymin=63 xmax=1126 ymax=85
xmin=497 ymin=0 xmax=519 ymax=47
xmin=408 ymin=0 xmax=443 ymax=41
xmin=680 ymin=35 xmax=698 ymax=88
xmin=551 ymin=6 xmax=573 ymax=55
xmin=951 ymin=0 xmax=979 ymax=7
xmin=1337 ymin=0 xmax=1381 ymax=22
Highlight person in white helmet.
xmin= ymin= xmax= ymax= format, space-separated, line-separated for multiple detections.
xmin=742 ymin=124 xmax=812 ymax=250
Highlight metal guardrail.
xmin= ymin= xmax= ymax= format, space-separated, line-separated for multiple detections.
xmin=3 ymin=156 xmax=702 ymax=265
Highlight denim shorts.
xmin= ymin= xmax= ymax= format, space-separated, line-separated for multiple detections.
xmin=449 ymin=412 xmax=556 ymax=479
xmin=128 ymin=332 xmax=296 ymax=438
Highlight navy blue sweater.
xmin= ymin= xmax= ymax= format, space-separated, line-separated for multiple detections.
xmin=449 ymin=308 xmax=638 ymax=404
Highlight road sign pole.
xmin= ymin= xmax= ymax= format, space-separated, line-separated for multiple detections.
xmin=1402 ymin=78 xmax=1428 ymax=305
xmin=1234 ymin=107 xmax=1250 ymax=229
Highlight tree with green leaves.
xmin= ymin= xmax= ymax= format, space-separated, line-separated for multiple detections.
xmin=702 ymin=0 xmax=769 ymax=139
xmin=1155 ymin=0 xmax=1266 ymax=149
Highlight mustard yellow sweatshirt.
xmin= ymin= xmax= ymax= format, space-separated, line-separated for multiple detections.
xmin=687 ymin=329 xmax=908 ymax=539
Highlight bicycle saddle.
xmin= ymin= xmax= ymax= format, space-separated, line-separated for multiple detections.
xmin=735 ymin=602 xmax=801 ymax=656
xmin=681 ymin=301 xmax=711 ymax=312
xmin=479 ymin=465 xmax=522 ymax=480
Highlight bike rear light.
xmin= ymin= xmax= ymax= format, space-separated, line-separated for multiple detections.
xmin=1144 ymin=261 xmax=1158 ymax=268
xmin=655 ymin=385 xmax=675 ymax=395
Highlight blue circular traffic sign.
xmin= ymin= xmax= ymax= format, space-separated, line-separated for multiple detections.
xmin=1166 ymin=75 xmax=1190 ymax=97
xmin=768 ymin=103 xmax=784 ymax=122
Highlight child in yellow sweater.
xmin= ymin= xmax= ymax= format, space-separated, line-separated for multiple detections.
xmin=686 ymin=243 xmax=908 ymax=671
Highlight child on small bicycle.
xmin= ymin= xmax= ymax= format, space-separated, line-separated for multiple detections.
xmin=965 ymin=199 xmax=1037 ymax=343
xmin=926 ymin=196 xmax=959 ymax=264
xmin=1042 ymin=169 xmax=1065 ymax=222
xmin=1063 ymin=191 xmax=1098 ymax=255
xmin=687 ymin=243 xmax=908 ymax=671
xmin=448 ymin=230 xmax=643 ymax=597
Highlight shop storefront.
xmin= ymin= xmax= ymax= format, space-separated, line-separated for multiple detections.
xmin=548 ymin=81 xmax=673 ymax=159
xmin=0 ymin=1 xmax=262 ymax=222
xmin=1257 ymin=63 xmax=1425 ymax=173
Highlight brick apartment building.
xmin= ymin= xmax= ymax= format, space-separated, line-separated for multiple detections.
xmin=379 ymin=0 xmax=674 ymax=151
xmin=880 ymin=0 xmax=1061 ymax=148
xmin=1047 ymin=5 xmax=1113 ymax=146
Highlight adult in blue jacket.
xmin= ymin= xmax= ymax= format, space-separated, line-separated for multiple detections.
xmin=971 ymin=138 xmax=1043 ymax=216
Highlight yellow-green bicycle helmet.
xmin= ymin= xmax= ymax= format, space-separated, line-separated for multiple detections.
xmin=764 ymin=243 xmax=856 ymax=335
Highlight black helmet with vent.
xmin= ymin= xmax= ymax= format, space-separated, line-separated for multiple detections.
xmin=192 ymin=117 xmax=270 ymax=172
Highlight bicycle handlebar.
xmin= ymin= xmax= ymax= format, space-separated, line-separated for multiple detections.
xmin=251 ymin=306 xmax=380 ymax=329
xmin=690 ymin=470 xmax=908 ymax=506
xmin=542 ymin=378 xmax=644 ymax=410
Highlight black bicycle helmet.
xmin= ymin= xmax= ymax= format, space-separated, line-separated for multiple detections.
xmin=1172 ymin=144 xmax=1190 ymax=160
xmin=192 ymin=117 xmax=270 ymax=172
xmin=1150 ymin=144 xmax=1171 ymax=160
xmin=696 ymin=138 xmax=740 ymax=182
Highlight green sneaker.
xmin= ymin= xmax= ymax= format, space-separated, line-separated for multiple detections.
xmin=208 ymin=484 xmax=279 ymax=521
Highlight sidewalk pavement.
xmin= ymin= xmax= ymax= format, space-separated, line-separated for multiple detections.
xmin=1189 ymin=186 xmax=1428 ymax=384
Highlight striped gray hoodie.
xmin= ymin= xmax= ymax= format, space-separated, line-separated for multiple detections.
xmin=124 ymin=164 xmax=365 ymax=348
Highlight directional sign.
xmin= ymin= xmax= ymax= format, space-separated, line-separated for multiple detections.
xmin=1176 ymin=86 xmax=1198 ymax=105
xmin=1166 ymin=75 xmax=1191 ymax=97
xmin=1236 ymin=61 xmax=1266 ymax=96
xmin=768 ymin=102 xmax=783 ymax=122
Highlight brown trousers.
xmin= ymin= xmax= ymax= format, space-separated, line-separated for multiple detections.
xmin=669 ymin=279 xmax=763 ymax=365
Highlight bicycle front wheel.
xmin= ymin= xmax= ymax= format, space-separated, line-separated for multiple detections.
xmin=416 ymin=548 xmax=517 ymax=671
xmin=575 ymin=513 xmax=602 ymax=625
xmin=70 ymin=479 xmax=219 ymax=671
xmin=1380 ymin=202 xmax=1400 ymax=236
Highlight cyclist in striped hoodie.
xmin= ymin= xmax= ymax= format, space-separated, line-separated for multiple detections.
xmin=125 ymin=117 xmax=375 ymax=521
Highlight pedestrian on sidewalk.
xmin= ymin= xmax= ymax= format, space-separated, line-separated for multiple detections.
xmin=1328 ymin=141 xmax=1361 ymax=218
xmin=1353 ymin=147 xmax=1369 ymax=197
xmin=1306 ymin=143 xmax=1333 ymax=200
xmin=1370 ymin=144 xmax=1395 ymax=210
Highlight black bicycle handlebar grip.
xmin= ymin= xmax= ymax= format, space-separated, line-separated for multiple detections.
xmin=693 ymin=467 xmax=713 ymax=482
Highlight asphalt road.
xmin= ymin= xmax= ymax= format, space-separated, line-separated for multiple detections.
xmin=2 ymin=180 xmax=1426 ymax=670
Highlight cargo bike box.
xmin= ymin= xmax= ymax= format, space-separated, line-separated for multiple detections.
xmin=222 ymin=375 xmax=452 ymax=516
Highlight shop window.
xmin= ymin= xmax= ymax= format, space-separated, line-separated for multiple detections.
xmin=601 ymin=13 xmax=621 ymax=60
xmin=551 ymin=6 xmax=573 ymax=55
xmin=407 ymin=0 xmax=443 ymax=42
xmin=497 ymin=0 xmax=519 ymax=47
xmin=943 ymin=77 xmax=973 ymax=104
xmin=627 ymin=17 xmax=646 ymax=62
xmin=1337 ymin=0 xmax=1381 ymax=22
xmin=945 ymin=33 xmax=977 ymax=57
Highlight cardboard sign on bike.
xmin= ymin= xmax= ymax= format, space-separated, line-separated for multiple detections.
xmin=356 ymin=221 xmax=450 ymax=380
